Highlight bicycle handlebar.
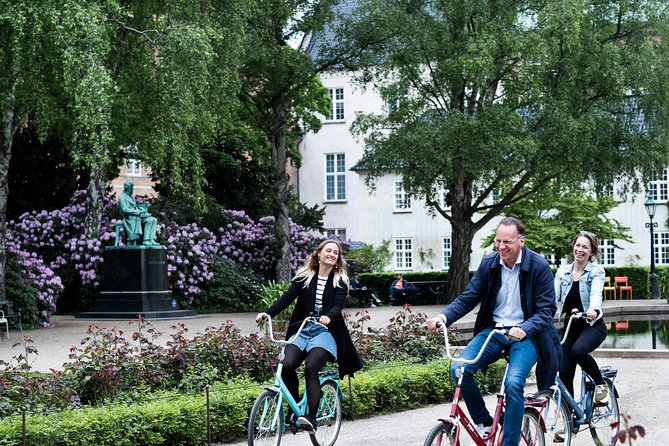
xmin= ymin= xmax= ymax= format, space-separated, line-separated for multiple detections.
xmin=436 ymin=322 xmax=509 ymax=365
xmin=260 ymin=314 xmax=326 ymax=345
xmin=560 ymin=310 xmax=594 ymax=344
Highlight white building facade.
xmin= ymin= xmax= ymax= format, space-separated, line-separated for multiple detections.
xmin=296 ymin=68 xmax=669 ymax=272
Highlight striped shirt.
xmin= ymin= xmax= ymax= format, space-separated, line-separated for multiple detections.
xmin=315 ymin=275 xmax=327 ymax=315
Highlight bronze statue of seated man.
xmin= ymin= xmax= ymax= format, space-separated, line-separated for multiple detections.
xmin=118 ymin=181 xmax=159 ymax=246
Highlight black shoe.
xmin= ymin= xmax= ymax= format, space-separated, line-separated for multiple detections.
xmin=298 ymin=415 xmax=317 ymax=433
xmin=285 ymin=411 xmax=295 ymax=426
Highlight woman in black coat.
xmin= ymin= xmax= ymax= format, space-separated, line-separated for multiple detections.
xmin=256 ymin=239 xmax=363 ymax=433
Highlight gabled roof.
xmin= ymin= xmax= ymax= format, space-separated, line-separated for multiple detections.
xmin=299 ymin=0 xmax=360 ymax=61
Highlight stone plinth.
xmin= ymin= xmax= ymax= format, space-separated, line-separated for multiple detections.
xmin=76 ymin=246 xmax=195 ymax=319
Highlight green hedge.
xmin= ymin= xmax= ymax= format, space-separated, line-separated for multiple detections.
xmin=601 ymin=266 xmax=649 ymax=299
xmin=0 ymin=360 xmax=504 ymax=446
xmin=362 ymin=265 xmax=660 ymax=303
xmin=359 ymin=271 xmax=454 ymax=305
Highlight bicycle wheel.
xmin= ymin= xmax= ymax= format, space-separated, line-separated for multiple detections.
xmin=310 ymin=380 xmax=342 ymax=446
xmin=248 ymin=389 xmax=283 ymax=446
xmin=520 ymin=409 xmax=545 ymax=446
xmin=589 ymin=381 xmax=620 ymax=446
xmin=533 ymin=389 xmax=573 ymax=446
xmin=424 ymin=421 xmax=458 ymax=446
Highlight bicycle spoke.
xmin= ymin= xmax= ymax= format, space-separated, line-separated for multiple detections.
xmin=310 ymin=380 xmax=342 ymax=446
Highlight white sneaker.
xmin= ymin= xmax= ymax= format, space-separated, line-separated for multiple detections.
xmin=476 ymin=422 xmax=492 ymax=438
xmin=370 ymin=303 xmax=377 ymax=308
xmin=594 ymin=384 xmax=609 ymax=404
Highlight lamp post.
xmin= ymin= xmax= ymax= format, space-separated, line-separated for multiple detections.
xmin=644 ymin=195 xmax=661 ymax=300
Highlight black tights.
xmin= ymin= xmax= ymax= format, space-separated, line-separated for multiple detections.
xmin=282 ymin=345 xmax=333 ymax=417
xmin=560 ymin=319 xmax=607 ymax=396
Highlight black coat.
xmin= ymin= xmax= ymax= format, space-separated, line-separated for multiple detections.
xmin=266 ymin=272 xmax=363 ymax=378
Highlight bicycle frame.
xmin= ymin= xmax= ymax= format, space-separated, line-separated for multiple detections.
xmin=445 ymin=374 xmax=508 ymax=445
xmin=433 ymin=323 xmax=542 ymax=446
xmin=263 ymin=316 xmax=342 ymax=428
xmin=553 ymin=372 xmax=589 ymax=427
xmin=554 ymin=312 xmax=619 ymax=431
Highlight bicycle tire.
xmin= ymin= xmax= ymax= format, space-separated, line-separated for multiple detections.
xmin=589 ymin=380 xmax=620 ymax=446
xmin=520 ymin=408 xmax=545 ymax=446
xmin=248 ymin=389 xmax=283 ymax=446
xmin=533 ymin=389 xmax=573 ymax=446
xmin=424 ymin=421 xmax=458 ymax=446
xmin=310 ymin=380 xmax=342 ymax=446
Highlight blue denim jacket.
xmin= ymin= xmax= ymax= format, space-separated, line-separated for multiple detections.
xmin=553 ymin=261 xmax=605 ymax=324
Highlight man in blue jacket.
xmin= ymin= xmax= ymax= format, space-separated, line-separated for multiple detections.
xmin=427 ymin=217 xmax=560 ymax=446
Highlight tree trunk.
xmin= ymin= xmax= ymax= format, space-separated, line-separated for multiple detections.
xmin=83 ymin=126 xmax=108 ymax=240
xmin=0 ymin=101 xmax=16 ymax=301
xmin=444 ymin=220 xmax=478 ymax=303
xmin=271 ymin=105 xmax=292 ymax=282
xmin=443 ymin=172 xmax=480 ymax=303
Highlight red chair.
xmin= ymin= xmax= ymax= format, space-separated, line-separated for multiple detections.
xmin=614 ymin=276 xmax=633 ymax=300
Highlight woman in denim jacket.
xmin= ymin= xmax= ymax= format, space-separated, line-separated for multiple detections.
xmin=554 ymin=231 xmax=609 ymax=403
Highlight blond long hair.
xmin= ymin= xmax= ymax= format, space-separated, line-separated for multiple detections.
xmin=294 ymin=240 xmax=349 ymax=289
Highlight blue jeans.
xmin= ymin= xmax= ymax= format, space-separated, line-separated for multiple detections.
xmin=450 ymin=327 xmax=537 ymax=446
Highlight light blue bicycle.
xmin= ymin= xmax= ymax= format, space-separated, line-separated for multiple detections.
xmin=534 ymin=311 xmax=620 ymax=446
xmin=248 ymin=315 xmax=343 ymax=446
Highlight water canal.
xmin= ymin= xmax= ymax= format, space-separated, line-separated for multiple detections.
xmin=601 ymin=317 xmax=669 ymax=350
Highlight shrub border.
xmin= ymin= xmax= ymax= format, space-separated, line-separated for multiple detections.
xmin=0 ymin=359 xmax=504 ymax=445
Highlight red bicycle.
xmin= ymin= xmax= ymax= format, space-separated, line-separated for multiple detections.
xmin=424 ymin=323 xmax=546 ymax=446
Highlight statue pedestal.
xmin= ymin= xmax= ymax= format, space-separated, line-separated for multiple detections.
xmin=76 ymin=246 xmax=196 ymax=319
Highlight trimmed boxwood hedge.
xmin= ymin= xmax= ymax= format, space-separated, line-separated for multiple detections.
xmin=0 ymin=360 xmax=504 ymax=446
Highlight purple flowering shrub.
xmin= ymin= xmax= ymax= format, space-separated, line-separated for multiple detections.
xmin=218 ymin=210 xmax=318 ymax=279
xmin=158 ymin=217 xmax=218 ymax=303
xmin=4 ymin=252 xmax=41 ymax=325
xmin=5 ymin=191 xmax=320 ymax=323
xmin=7 ymin=191 xmax=116 ymax=282
xmin=5 ymin=191 xmax=115 ymax=324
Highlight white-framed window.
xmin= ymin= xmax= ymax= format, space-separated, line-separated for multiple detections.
xmin=542 ymin=253 xmax=556 ymax=265
xmin=326 ymin=87 xmax=345 ymax=121
xmin=601 ymin=182 xmax=614 ymax=198
xmin=127 ymin=159 xmax=142 ymax=176
xmin=654 ymin=232 xmax=669 ymax=265
xmin=394 ymin=238 xmax=413 ymax=270
xmin=386 ymin=97 xmax=401 ymax=116
xmin=649 ymin=168 xmax=669 ymax=201
xmin=438 ymin=188 xmax=452 ymax=210
xmin=325 ymin=228 xmax=347 ymax=241
xmin=325 ymin=154 xmax=346 ymax=201
xmin=442 ymin=236 xmax=452 ymax=269
xmin=599 ymin=239 xmax=616 ymax=266
xmin=393 ymin=181 xmax=411 ymax=212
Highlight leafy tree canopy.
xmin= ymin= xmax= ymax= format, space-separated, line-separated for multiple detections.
xmin=237 ymin=0 xmax=348 ymax=281
xmin=480 ymin=183 xmax=632 ymax=265
xmin=347 ymin=240 xmax=393 ymax=274
xmin=333 ymin=0 xmax=669 ymax=299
